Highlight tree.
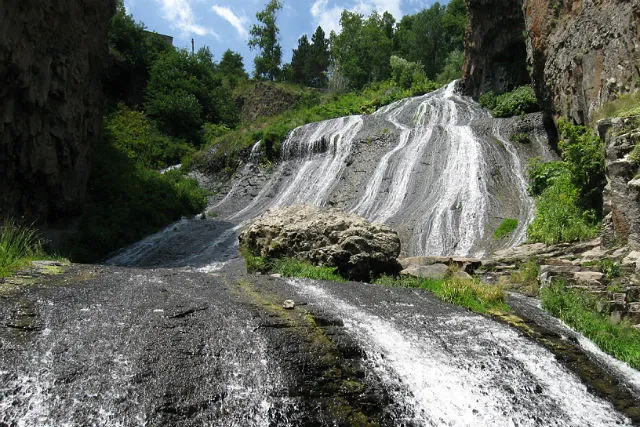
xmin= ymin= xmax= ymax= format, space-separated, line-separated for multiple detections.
xmin=308 ymin=26 xmax=330 ymax=87
xmin=330 ymin=10 xmax=394 ymax=89
xmin=219 ymin=49 xmax=248 ymax=79
xmin=291 ymin=34 xmax=311 ymax=84
xmin=248 ymin=0 xmax=283 ymax=81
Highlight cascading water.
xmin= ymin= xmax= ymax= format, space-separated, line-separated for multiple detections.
xmin=213 ymin=81 xmax=554 ymax=258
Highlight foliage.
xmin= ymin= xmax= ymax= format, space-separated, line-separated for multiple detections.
xmin=492 ymin=86 xmax=539 ymax=117
xmin=0 ymin=219 xmax=45 ymax=278
xmin=435 ymin=49 xmax=465 ymax=84
xmin=105 ymin=103 xmax=194 ymax=169
xmin=526 ymin=120 xmax=604 ymax=244
xmin=510 ymin=133 xmax=531 ymax=144
xmin=540 ymin=281 xmax=640 ymax=370
xmin=493 ymin=218 xmax=518 ymax=239
xmin=240 ymin=248 xmax=346 ymax=281
xmin=393 ymin=0 xmax=466 ymax=79
xmin=509 ymin=259 xmax=540 ymax=296
xmin=599 ymin=259 xmax=621 ymax=283
xmin=145 ymin=47 xmax=239 ymax=143
xmin=69 ymin=129 xmax=207 ymax=262
xmin=390 ymin=56 xmax=426 ymax=89
xmin=374 ymin=275 xmax=508 ymax=314
xmin=290 ymin=27 xmax=330 ymax=87
xmin=478 ymin=91 xmax=497 ymax=111
xmin=526 ymin=166 xmax=600 ymax=244
xmin=330 ymin=10 xmax=395 ymax=89
xmin=557 ymin=119 xmax=605 ymax=214
xmin=249 ymin=0 xmax=283 ymax=81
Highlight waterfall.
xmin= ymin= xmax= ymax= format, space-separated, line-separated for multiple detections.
xmin=215 ymin=81 xmax=553 ymax=257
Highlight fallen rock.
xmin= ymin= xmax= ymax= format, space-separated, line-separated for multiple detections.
xmin=282 ymin=300 xmax=295 ymax=310
xmin=573 ymin=271 xmax=604 ymax=288
xmin=400 ymin=263 xmax=449 ymax=280
xmin=239 ymin=205 xmax=401 ymax=281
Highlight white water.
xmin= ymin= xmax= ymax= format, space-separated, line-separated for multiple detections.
xmin=215 ymin=81 xmax=549 ymax=257
xmin=287 ymin=278 xmax=633 ymax=426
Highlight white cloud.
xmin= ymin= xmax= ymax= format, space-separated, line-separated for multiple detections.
xmin=154 ymin=0 xmax=219 ymax=38
xmin=212 ymin=5 xmax=249 ymax=39
xmin=310 ymin=0 xmax=403 ymax=35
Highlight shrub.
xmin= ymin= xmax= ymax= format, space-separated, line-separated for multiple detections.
xmin=492 ymin=86 xmax=539 ymax=118
xmin=540 ymin=281 xmax=640 ymax=369
xmin=494 ymin=218 xmax=518 ymax=239
xmin=510 ymin=133 xmax=531 ymax=144
xmin=0 ymin=219 xmax=44 ymax=277
xmin=527 ymin=171 xmax=600 ymax=244
xmin=478 ymin=91 xmax=497 ymax=111
xmin=509 ymin=259 xmax=540 ymax=296
xmin=390 ymin=55 xmax=426 ymax=89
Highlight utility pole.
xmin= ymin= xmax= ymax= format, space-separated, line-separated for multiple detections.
xmin=191 ymin=38 xmax=195 ymax=54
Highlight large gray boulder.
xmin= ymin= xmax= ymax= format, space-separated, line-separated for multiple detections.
xmin=239 ymin=205 xmax=401 ymax=281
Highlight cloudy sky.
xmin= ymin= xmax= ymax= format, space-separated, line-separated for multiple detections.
xmin=124 ymin=0 xmax=444 ymax=73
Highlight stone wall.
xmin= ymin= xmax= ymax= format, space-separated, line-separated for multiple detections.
xmin=524 ymin=0 xmax=640 ymax=125
xmin=0 ymin=0 xmax=114 ymax=224
xmin=462 ymin=0 xmax=530 ymax=98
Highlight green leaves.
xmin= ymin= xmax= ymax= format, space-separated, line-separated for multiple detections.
xmin=249 ymin=0 xmax=283 ymax=81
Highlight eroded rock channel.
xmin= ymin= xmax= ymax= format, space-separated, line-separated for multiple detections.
xmin=1 ymin=261 xmax=639 ymax=426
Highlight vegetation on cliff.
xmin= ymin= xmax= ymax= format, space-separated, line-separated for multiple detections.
xmin=526 ymin=120 xmax=604 ymax=244
xmin=0 ymin=220 xmax=47 ymax=278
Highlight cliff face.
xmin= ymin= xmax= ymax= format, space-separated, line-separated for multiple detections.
xmin=524 ymin=0 xmax=640 ymax=125
xmin=0 ymin=0 xmax=114 ymax=224
xmin=462 ymin=0 xmax=530 ymax=98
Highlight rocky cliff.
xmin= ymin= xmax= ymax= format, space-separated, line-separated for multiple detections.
xmin=0 ymin=0 xmax=114 ymax=224
xmin=524 ymin=0 xmax=640 ymax=125
xmin=462 ymin=0 xmax=531 ymax=98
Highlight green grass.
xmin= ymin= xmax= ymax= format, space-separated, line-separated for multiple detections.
xmin=540 ymin=281 xmax=640 ymax=369
xmin=0 ymin=219 xmax=45 ymax=278
xmin=494 ymin=218 xmax=518 ymax=239
xmin=240 ymin=248 xmax=347 ymax=282
xmin=374 ymin=275 xmax=509 ymax=314
xmin=509 ymin=259 xmax=540 ymax=296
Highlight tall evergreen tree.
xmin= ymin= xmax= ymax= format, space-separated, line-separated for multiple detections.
xmin=291 ymin=34 xmax=311 ymax=84
xmin=308 ymin=26 xmax=330 ymax=87
xmin=219 ymin=49 xmax=248 ymax=79
xmin=248 ymin=0 xmax=283 ymax=81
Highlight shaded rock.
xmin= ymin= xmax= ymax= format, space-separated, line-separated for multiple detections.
xmin=0 ymin=0 xmax=115 ymax=224
xmin=400 ymin=263 xmax=449 ymax=280
xmin=462 ymin=0 xmax=530 ymax=98
xmin=239 ymin=205 xmax=401 ymax=281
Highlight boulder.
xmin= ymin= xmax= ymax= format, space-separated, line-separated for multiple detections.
xmin=400 ymin=264 xmax=449 ymax=281
xmin=239 ymin=205 xmax=401 ymax=281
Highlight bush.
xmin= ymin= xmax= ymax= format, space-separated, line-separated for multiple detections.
xmin=510 ymin=259 xmax=540 ymax=296
xmin=494 ymin=218 xmax=518 ymax=239
xmin=0 ymin=219 xmax=44 ymax=277
xmin=492 ymin=86 xmax=539 ymax=118
xmin=540 ymin=281 xmax=640 ymax=369
xmin=526 ymin=169 xmax=600 ymax=244
xmin=390 ymin=55 xmax=426 ymax=89
xmin=510 ymin=133 xmax=531 ymax=144
xmin=478 ymin=91 xmax=497 ymax=110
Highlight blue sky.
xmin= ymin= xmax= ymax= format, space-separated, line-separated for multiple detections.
xmin=124 ymin=0 xmax=443 ymax=73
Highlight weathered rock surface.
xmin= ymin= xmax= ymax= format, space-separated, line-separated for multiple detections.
xmin=462 ymin=0 xmax=531 ymax=98
xmin=524 ymin=0 xmax=640 ymax=125
xmin=400 ymin=263 xmax=450 ymax=280
xmin=599 ymin=116 xmax=640 ymax=249
xmin=0 ymin=0 xmax=114 ymax=223
xmin=239 ymin=205 xmax=401 ymax=281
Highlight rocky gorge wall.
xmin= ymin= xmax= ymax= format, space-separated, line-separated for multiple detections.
xmin=462 ymin=0 xmax=531 ymax=98
xmin=0 ymin=0 xmax=114 ymax=224
xmin=524 ymin=0 xmax=640 ymax=125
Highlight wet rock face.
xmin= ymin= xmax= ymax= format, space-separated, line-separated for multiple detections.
xmin=0 ymin=0 xmax=114 ymax=223
xmin=599 ymin=117 xmax=640 ymax=249
xmin=462 ymin=0 xmax=530 ymax=98
xmin=239 ymin=205 xmax=401 ymax=281
xmin=524 ymin=0 xmax=640 ymax=125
